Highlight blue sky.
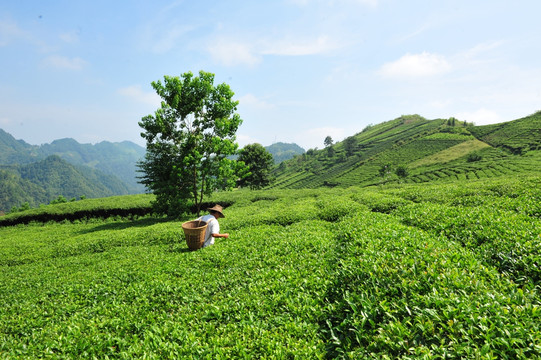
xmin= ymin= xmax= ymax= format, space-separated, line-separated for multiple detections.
xmin=1 ymin=0 xmax=540 ymax=150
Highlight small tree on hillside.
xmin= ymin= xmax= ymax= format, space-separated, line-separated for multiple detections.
xmin=138 ymin=70 xmax=246 ymax=216
xmin=237 ymin=143 xmax=274 ymax=189
xmin=324 ymin=136 xmax=335 ymax=157
xmin=344 ymin=136 xmax=356 ymax=156
xmin=395 ymin=164 xmax=409 ymax=178
xmin=324 ymin=136 xmax=334 ymax=148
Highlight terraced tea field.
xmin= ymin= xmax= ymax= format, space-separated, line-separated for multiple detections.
xmin=1 ymin=175 xmax=540 ymax=358
xmin=271 ymin=112 xmax=541 ymax=190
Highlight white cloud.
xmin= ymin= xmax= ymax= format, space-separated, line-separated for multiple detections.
xmin=379 ymin=52 xmax=451 ymax=78
xmin=0 ymin=117 xmax=12 ymax=126
xmin=59 ymin=31 xmax=80 ymax=44
xmin=208 ymin=34 xmax=342 ymax=67
xmin=262 ymin=35 xmax=337 ymax=56
xmin=288 ymin=0 xmax=379 ymax=6
xmin=43 ymin=55 xmax=87 ymax=70
xmin=0 ymin=18 xmax=27 ymax=46
xmin=350 ymin=0 xmax=379 ymax=6
xmin=151 ymin=25 xmax=194 ymax=53
xmin=236 ymin=134 xmax=261 ymax=148
xmin=117 ymin=85 xmax=161 ymax=106
xmin=459 ymin=40 xmax=504 ymax=61
xmin=238 ymin=94 xmax=274 ymax=110
xmin=207 ymin=39 xmax=261 ymax=67
xmin=455 ymin=108 xmax=504 ymax=126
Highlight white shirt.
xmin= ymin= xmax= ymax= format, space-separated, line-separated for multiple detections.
xmin=197 ymin=214 xmax=220 ymax=248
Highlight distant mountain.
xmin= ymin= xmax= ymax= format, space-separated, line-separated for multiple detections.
xmin=0 ymin=129 xmax=40 ymax=164
xmin=0 ymin=155 xmax=131 ymax=212
xmin=270 ymin=112 xmax=541 ymax=189
xmin=0 ymin=129 xmax=146 ymax=193
xmin=39 ymin=138 xmax=146 ymax=192
xmin=265 ymin=142 xmax=305 ymax=163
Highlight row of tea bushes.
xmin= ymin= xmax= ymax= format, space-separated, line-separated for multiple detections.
xmin=0 ymin=194 xmax=155 ymax=227
xmin=324 ymin=210 xmax=541 ymax=358
xmin=394 ymin=203 xmax=541 ymax=287
xmin=0 ymin=216 xmax=338 ymax=357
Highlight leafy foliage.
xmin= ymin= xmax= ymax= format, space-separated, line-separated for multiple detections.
xmin=1 ymin=176 xmax=541 ymax=357
xmin=237 ymin=143 xmax=274 ymax=189
xmin=138 ymin=71 xmax=245 ymax=216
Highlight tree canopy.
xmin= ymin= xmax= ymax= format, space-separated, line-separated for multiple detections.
xmin=237 ymin=143 xmax=274 ymax=189
xmin=324 ymin=136 xmax=334 ymax=147
xmin=138 ymin=71 xmax=246 ymax=216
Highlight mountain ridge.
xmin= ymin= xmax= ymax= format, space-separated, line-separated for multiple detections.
xmin=0 ymin=129 xmax=146 ymax=193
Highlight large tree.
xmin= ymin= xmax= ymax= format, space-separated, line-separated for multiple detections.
xmin=237 ymin=143 xmax=274 ymax=189
xmin=138 ymin=71 xmax=245 ymax=216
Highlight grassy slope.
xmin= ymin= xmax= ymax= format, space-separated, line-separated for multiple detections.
xmin=1 ymin=175 xmax=540 ymax=358
xmin=469 ymin=111 xmax=541 ymax=153
xmin=271 ymin=112 xmax=541 ymax=189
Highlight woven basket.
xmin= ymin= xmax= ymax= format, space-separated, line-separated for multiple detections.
xmin=182 ymin=220 xmax=208 ymax=250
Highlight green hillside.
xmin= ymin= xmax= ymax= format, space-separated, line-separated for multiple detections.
xmin=39 ymin=138 xmax=146 ymax=192
xmin=468 ymin=110 xmax=541 ymax=154
xmin=1 ymin=175 xmax=540 ymax=357
xmin=271 ymin=113 xmax=541 ymax=189
xmin=0 ymin=155 xmax=131 ymax=212
xmin=0 ymin=129 xmax=40 ymax=164
xmin=265 ymin=142 xmax=305 ymax=163
xmin=0 ymin=129 xmax=146 ymax=193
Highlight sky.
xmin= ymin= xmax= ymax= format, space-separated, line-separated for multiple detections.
xmin=1 ymin=0 xmax=540 ymax=151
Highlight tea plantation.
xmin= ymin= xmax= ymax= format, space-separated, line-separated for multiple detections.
xmin=1 ymin=175 xmax=540 ymax=358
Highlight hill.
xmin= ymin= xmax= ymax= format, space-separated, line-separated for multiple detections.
xmin=0 ymin=129 xmax=40 ymax=164
xmin=265 ymin=142 xmax=305 ymax=163
xmin=0 ymin=155 xmax=131 ymax=212
xmin=270 ymin=112 xmax=541 ymax=189
xmin=39 ymin=138 xmax=146 ymax=192
xmin=0 ymin=129 xmax=146 ymax=193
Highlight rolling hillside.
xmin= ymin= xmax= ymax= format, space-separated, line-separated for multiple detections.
xmin=0 ymin=129 xmax=146 ymax=193
xmin=271 ymin=112 xmax=541 ymax=189
xmin=0 ymin=155 xmax=131 ymax=212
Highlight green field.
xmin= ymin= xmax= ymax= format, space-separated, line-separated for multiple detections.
xmin=1 ymin=175 xmax=540 ymax=358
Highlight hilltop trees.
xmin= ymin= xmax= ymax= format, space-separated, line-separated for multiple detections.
xmin=138 ymin=71 xmax=246 ymax=216
xmin=324 ymin=136 xmax=335 ymax=157
xmin=324 ymin=136 xmax=334 ymax=148
xmin=237 ymin=143 xmax=274 ymax=189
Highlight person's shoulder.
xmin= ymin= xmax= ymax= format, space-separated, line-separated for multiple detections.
xmin=201 ymin=214 xmax=216 ymax=222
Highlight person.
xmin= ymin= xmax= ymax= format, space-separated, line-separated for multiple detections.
xmin=197 ymin=204 xmax=229 ymax=248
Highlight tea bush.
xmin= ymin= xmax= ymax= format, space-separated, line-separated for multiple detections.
xmin=394 ymin=203 xmax=541 ymax=286
xmin=324 ymin=211 xmax=541 ymax=358
xmin=1 ymin=175 xmax=541 ymax=358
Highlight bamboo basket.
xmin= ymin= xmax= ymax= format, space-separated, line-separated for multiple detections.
xmin=182 ymin=220 xmax=208 ymax=250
